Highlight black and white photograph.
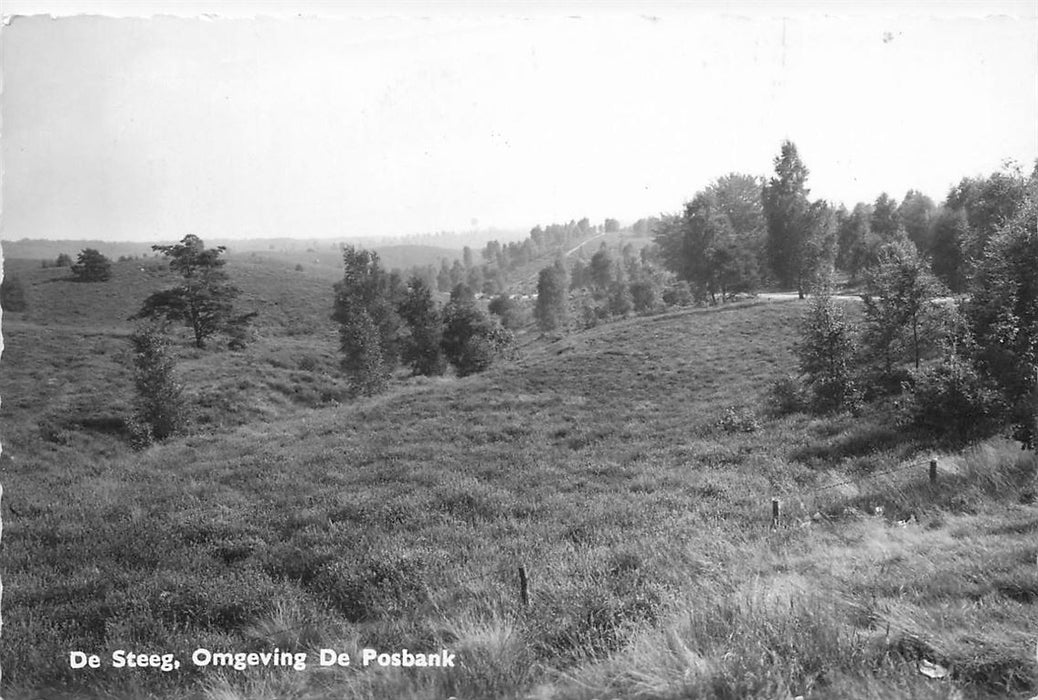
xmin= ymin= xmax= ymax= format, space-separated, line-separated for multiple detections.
xmin=1 ymin=1 xmax=1037 ymax=697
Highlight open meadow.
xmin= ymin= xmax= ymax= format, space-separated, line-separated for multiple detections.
xmin=0 ymin=254 xmax=1035 ymax=699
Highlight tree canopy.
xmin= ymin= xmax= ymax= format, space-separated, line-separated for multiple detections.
xmin=136 ymin=235 xmax=242 ymax=348
xmin=71 ymin=248 xmax=113 ymax=282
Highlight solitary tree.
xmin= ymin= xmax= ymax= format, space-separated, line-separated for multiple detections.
xmin=71 ymin=248 xmax=113 ymax=282
xmin=136 ymin=235 xmax=242 ymax=348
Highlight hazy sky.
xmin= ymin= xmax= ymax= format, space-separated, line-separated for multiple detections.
xmin=2 ymin=1 xmax=1036 ymax=242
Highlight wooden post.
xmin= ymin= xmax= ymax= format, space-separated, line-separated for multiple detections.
xmin=517 ymin=565 xmax=529 ymax=608
xmin=929 ymin=458 xmax=938 ymax=484
xmin=771 ymin=498 xmax=780 ymax=529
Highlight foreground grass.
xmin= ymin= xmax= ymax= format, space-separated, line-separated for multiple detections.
xmin=2 ymin=295 xmax=1035 ymax=698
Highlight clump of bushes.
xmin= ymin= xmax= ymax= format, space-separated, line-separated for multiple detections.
xmin=901 ymin=354 xmax=1005 ymax=445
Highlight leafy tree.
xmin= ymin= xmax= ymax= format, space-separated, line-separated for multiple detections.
xmin=947 ymin=167 xmax=1029 ymax=264
xmin=55 ymin=253 xmax=73 ymax=267
xmin=436 ymin=259 xmax=452 ymax=292
xmin=136 ymin=236 xmax=244 ymax=348
xmin=764 ymin=141 xmax=828 ymax=298
xmin=441 ymin=297 xmax=513 ymax=377
xmin=398 ymin=277 xmax=446 ymax=376
xmin=604 ymin=218 xmax=621 ymax=233
xmin=860 ymin=240 xmax=948 ymax=380
xmin=450 ymin=283 xmax=476 ymax=305
xmin=71 ymin=248 xmax=113 ymax=282
xmin=655 ymin=174 xmax=764 ymax=302
xmin=929 ymin=207 xmax=970 ymax=292
xmin=795 ymin=288 xmax=858 ymax=412
xmin=588 ymin=249 xmax=615 ymax=294
xmin=488 ymin=294 xmax=526 ymax=330
xmin=870 ymin=192 xmax=902 ymax=241
xmin=629 ymin=279 xmax=658 ymax=312
xmin=1 ymin=275 xmax=28 ymax=312
xmin=341 ymin=309 xmax=388 ymax=396
xmin=800 ymin=200 xmax=839 ymax=292
xmin=129 ymin=324 xmax=187 ymax=443
xmin=535 ymin=262 xmax=569 ymax=331
xmin=835 ymin=202 xmax=879 ymax=279
xmin=965 ymin=193 xmax=1038 ymax=447
xmin=606 ymin=280 xmax=633 ymax=317
xmin=898 ymin=189 xmax=936 ymax=252
xmin=333 ymin=246 xmax=403 ymax=389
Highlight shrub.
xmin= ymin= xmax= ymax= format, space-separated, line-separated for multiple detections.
xmin=630 ymin=279 xmax=659 ymax=313
xmin=902 ymin=354 xmax=1005 ymax=444
xmin=442 ymin=301 xmax=514 ymax=377
xmin=129 ymin=325 xmax=187 ymax=443
xmin=716 ymin=406 xmax=760 ymax=433
xmin=768 ymin=375 xmax=807 ymax=414
xmin=55 ymin=252 xmax=73 ymax=267
xmin=662 ymin=280 xmax=695 ymax=307
xmin=488 ymin=294 xmax=526 ymax=330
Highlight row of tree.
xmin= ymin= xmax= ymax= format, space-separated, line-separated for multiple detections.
xmin=397 ymin=217 xmax=617 ymax=298
xmin=533 ymin=244 xmax=675 ymax=332
xmin=333 ymin=247 xmax=515 ymax=395
xmin=793 ymin=173 xmax=1037 ymax=447
xmin=654 ymin=140 xmax=1036 ymax=302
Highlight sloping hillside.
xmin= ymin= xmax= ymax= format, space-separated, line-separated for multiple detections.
xmin=1 ymin=264 xmax=1035 ymax=698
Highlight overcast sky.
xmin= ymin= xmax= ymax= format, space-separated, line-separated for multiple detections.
xmin=2 ymin=1 xmax=1036 ymax=242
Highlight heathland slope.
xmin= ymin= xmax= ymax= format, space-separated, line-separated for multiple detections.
xmin=1 ymin=257 xmax=1035 ymax=698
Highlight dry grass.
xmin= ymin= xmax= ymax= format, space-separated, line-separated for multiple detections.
xmin=2 ymin=255 xmax=1035 ymax=699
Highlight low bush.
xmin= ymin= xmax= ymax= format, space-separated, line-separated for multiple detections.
xmin=902 ymin=354 xmax=1005 ymax=445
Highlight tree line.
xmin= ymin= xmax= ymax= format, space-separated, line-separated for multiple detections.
xmin=655 ymin=140 xmax=1035 ymax=302
xmin=334 ymin=247 xmax=515 ymax=395
xmin=398 ymin=217 xmax=619 ymax=298
xmin=790 ymin=172 xmax=1037 ymax=449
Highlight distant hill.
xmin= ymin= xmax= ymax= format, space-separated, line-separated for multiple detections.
xmin=2 ymin=239 xmax=463 ymax=275
xmin=1 ymin=239 xmax=155 ymax=262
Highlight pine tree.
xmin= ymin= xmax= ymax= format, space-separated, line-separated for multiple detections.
xmin=71 ymin=248 xmax=113 ymax=282
xmin=136 ymin=235 xmax=242 ymax=348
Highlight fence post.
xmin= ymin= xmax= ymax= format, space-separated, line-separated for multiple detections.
xmin=517 ymin=565 xmax=529 ymax=608
xmin=929 ymin=457 xmax=938 ymax=484
xmin=771 ymin=498 xmax=780 ymax=529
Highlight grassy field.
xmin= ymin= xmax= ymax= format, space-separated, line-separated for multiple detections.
xmin=1 ymin=255 xmax=1036 ymax=699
